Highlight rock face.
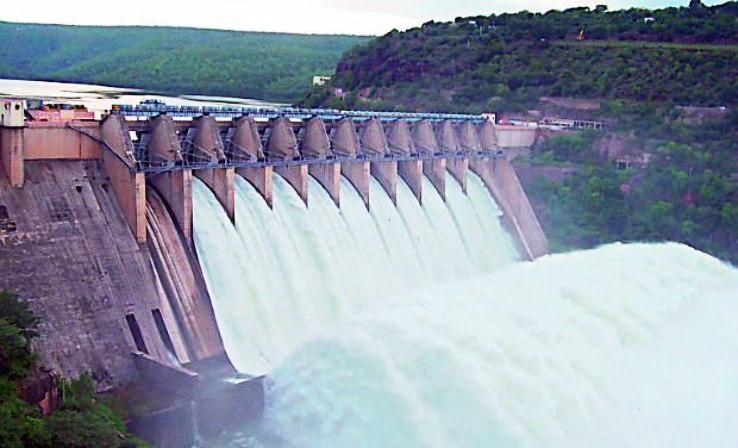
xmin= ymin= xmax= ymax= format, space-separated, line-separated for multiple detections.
xmin=0 ymin=160 xmax=175 ymax=390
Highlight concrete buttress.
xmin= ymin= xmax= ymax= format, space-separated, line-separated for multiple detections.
xmin=100 ymin=114 xmax=147 ymax=243
xmin=146 ymin=114 xmax=193 ymax=244
xmin=301 ymin=117 xmax=340 ymax=206
xmin=191 ymin=115 xmax=235 ymax=222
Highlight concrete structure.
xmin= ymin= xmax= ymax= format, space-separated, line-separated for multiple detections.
xmin=0 ymin=102 xmax=548 ymax=393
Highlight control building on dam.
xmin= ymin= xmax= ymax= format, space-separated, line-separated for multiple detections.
xmin=0 ymin=99 xmax=547 ymax=396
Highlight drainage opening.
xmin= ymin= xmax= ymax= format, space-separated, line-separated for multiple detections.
xmin=151 ymin=309 xmax=176 ymax=358
xmin=125 ymin=314 xmax=148 ymax=354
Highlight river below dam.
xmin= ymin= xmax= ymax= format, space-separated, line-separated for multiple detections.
xmin=192 ymin=168 xmax=738 ymax=447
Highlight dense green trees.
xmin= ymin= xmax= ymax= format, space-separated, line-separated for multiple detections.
xmin=303 ymin=2 xmax=738 ymax=112
xmin=0 ymin=22 xmax=367 ymax=102
xmin=0 ymin=291 xmax=145 ymax=448
xmin=528 ymin=114 xmax=738 ymax=264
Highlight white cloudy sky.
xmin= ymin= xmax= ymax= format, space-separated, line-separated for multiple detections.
xmin=0 ymin=0 xmax=725 ymax=35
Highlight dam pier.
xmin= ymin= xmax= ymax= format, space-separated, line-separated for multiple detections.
xmin=0 ymin=99 xmax=547 ymax=443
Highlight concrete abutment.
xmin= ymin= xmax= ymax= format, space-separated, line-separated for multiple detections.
xmin=423 ymin=158 xmax=447 ymax=201
xmin=341 ymin=160 xmax=370 ymax=209
xmin=275 ymin=165 xmax=309 ymax=205
xmin=446 ymin=158 xmax=469 ymax=193
xmin=370 ymin=160 xmax=398 ymax=205
xmin=237 ymin=167 xmax=274 ymax=207
xmin=195 ymin=168 xmax=235 ymax=222
xmin=150 ymin=171 xmax=194 ymax=246
xmin=0 ymin=127 xmax=24 ymax=187
xmin=309 ymin=163 xmax=341 ymax=206
xmin=399 ymin=160 xmax=423 ymax=203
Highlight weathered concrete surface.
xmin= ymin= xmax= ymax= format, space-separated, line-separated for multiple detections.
xmin=446 ymin=158 xmax=469 ymax=193
xmin=435 ymin=120 xmax=459 ymax=153
xmin=0 ymin=127 xmax=24 ymax=187
xmin=309 ymin=163 xmax=340 ymax=206
xmin=423 ymin=158 xmax=447 ymax=200
xmin=190 ymin=117 xmax=234 ymax=221
xmin=491 ymin=158 xmax=548 ymax=258
xmin=150 ymin=171 xmax=193 ymax=246
xmin=0 ymin=160 xmax=172 ymax=390
xmin=341 ymin=161 xmax=370 ymax=208
xmin=495 ymin=125 xmax=538 ymax=148
xmin=399 ymin=160 xmax=422 ymax=203
xmin=195 ymin=168 xmax=235 ymax=222
xmin=370 ymin=161 xmax=397 ymax=205
xmin=469 ymin=158 xmax=548 ymax=260
xmin=299 ymin=117 xmax=331 ymax=158
xmin=386 ymin=119 xmax=415 ymax=156
xmin=191 ymin=115 xmax=226 ymax=162
xmin=229 ymin=116 xmax=264 ymax=161
xmin=100 ymin=116 xmax=146 ymax=243
xmin=237 ymin=167 xmax=273 ymax=207
xmin=132 ymin=351 xmax=198 ymax=397
xmin=330 ymin=118 xmax=359 ymax=157
xmin=146 ymin=189 xmax=226 ymax=363
xmin=24 ymin=124 xmax=100 ymax=160
xmin=275 ymin=165 xmax=308 ymax=204
xmin=359 ymin=117 xmax=387 ymax=157
xmin=412 ymin=120 xmax=439 ymax=155
xmin=148 ymin=115 xmax=184 ymax=163
xmin=265 ymin=117 xmax=299 ymax=160
xmin=457 ymin=121 xmax=482 ymax=153
xmin=478 ymin=120 xmax=498 ymax=151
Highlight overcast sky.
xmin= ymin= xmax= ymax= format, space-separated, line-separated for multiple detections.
xmin=0 ymin=0 xmax=726 ymax=35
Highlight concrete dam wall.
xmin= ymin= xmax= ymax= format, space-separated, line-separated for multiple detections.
xmin=0 ymin=104 xmax=548 ymax=391
xmin=0 ymin=160 xmax=206 ymax=388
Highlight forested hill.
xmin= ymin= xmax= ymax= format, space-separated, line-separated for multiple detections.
xmin=302 ymin=1 xmax=738 ymax=112
xmin=0 ymin=22 xmax=368 ymax=102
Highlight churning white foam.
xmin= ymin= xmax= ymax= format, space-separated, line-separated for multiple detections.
xmin=193 ymin=172 xmax=738 ymax=447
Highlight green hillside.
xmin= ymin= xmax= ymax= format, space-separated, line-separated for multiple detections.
xmin=0 ymin=22 xmax=369 ymax=102
xmin=298 ymin=1 xmax=738 ymax=265
xmin=301 ymin=1 xmax=738 ymax=111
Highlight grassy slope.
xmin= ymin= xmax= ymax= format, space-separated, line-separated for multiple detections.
xmin=0 ymin=22 xmax=369 ymax=102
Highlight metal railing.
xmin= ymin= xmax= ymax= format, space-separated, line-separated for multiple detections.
xmin=113 ymin=104 xmax=486 ymax=123
xmin=134 ymin=148 xmax=505 ymax=176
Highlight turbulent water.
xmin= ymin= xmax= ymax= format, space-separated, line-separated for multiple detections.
xmin=192 ymin=172 xmax=738 ymax=447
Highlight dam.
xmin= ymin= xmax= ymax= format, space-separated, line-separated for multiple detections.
xmin=0 ymin=98 xmax=546 ymax=425
xmin=2 ymin=96 xmax=738 ymax=447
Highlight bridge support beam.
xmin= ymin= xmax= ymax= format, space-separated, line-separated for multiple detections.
xmin=275 ymin=165 xmax=308 ymax=205
xmin=423 ymin=158 xmax=446 ymax=201
xmin=398 ymin=160 xmax=422 ymax=204
xmin=370 ymin=160 xmax=398 ymax=205
xmin=309 ymin=163 xmax=340 ymax=207
xmin=237 ymin=167 xmax=273 ymax=208
xmin=446 ymin=158 xmax=468 ymax=193
xmin=150 ymin=171 xmax=193 ymax=246
xmin=341 ymin=160 xmax=370 ymax=209
xmin=100 ymin=115 xmax=146 ymax=243
xmin=0 ymin=127 xmax=25 ymax=187
xmin=194 ymin=168 xmax=235 ymax=222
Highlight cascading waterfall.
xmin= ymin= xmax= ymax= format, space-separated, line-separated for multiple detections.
xmin=193 ymin=172 xmax=516 ymax=374
xmin=192 ymin=172 xmax=738 ymax=447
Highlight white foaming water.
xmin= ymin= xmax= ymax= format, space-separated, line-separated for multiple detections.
xmin=193 ymin=172 xmax=516 ymax=374
xmin=192 ymin=172 xmax=738 ymax=447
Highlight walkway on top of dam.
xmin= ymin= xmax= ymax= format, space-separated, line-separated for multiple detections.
xmin=96 ymin=104 xmax=503 ymax=176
